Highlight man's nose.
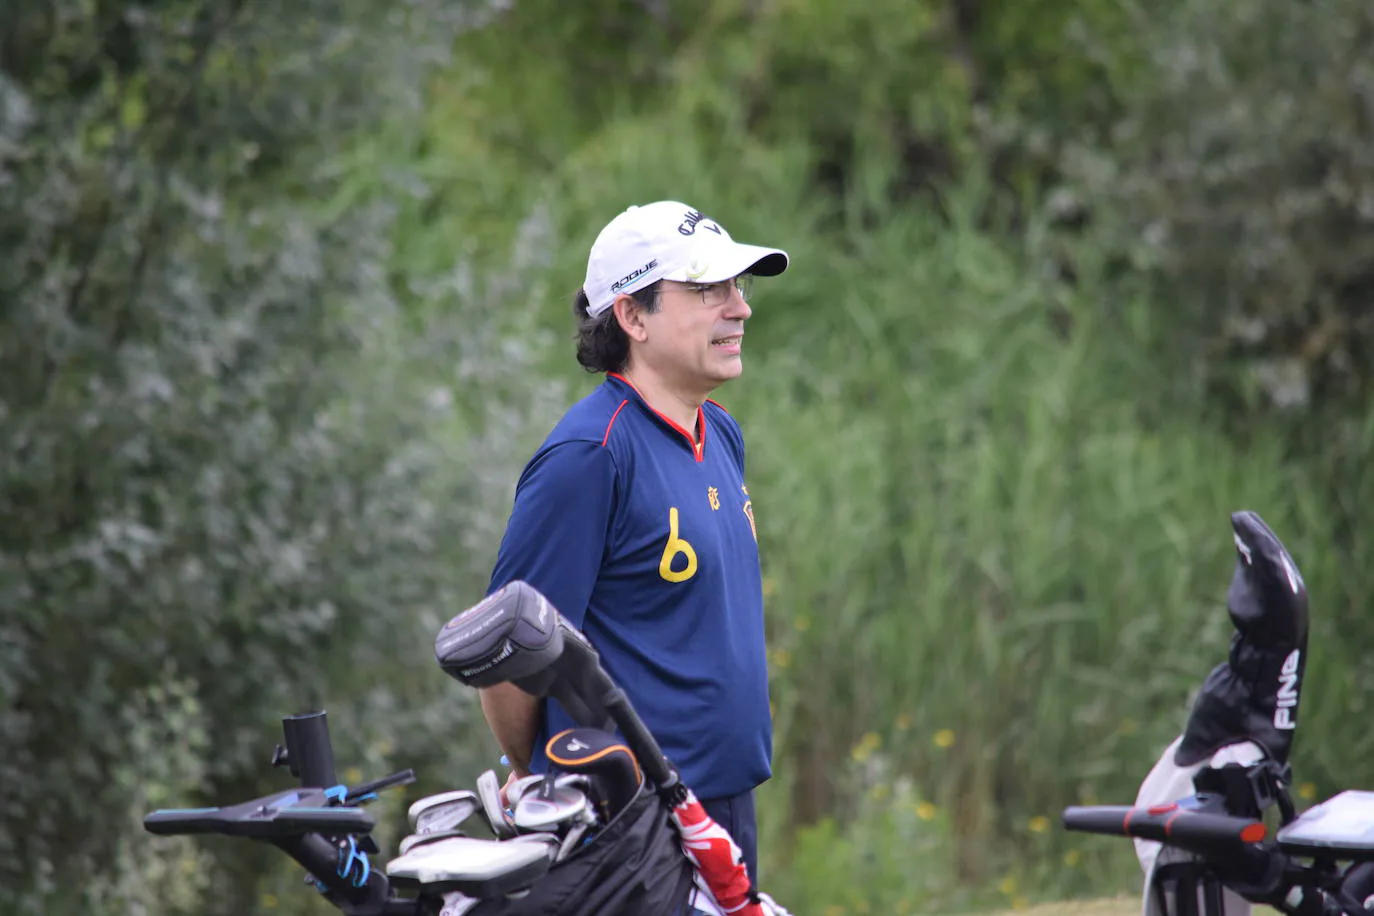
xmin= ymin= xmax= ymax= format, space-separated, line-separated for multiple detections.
xmin=724 ymin=286 xmax=752 ymax=320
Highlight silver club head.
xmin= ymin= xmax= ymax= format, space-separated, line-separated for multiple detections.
xmin=527 ymin=772 xmax=591 ymax=803
xmin=505 ymin=774 xmax=545 ymax=808
xmin=509 ymin=832 xmax=561 ymax=860
xmin=555 ymin=821 xmax=590 ymax=863
xmin=511 ymin=785 xmax=590 ymax=833
xmin=554 ymin=773 xmax=590 ymax=794
xmin=399 ymin=828 xmax=467 ymax=856
xmin=476 ymin=769 xmax=515 ymax=839
xmin=408 ymin=790 xmax=480 ymax=835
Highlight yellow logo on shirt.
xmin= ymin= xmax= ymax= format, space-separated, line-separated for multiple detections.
xmin=742 ymin=485 xmax=756 ymax=542
xmin=707 ymin=486 xmax=720 ymax=511
xmin=659 ymin=507 xmax=698 ymax=583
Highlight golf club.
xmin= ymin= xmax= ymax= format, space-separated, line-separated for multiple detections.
xmin=408 ymin=790 xmax=480 ymax=836
xmin=545 ymin=728 xmax=643 ymax=824
xmin=476 ymin=769 xmax=515 ymax=840
xmin=512 ymin=783 xmax=593 ymax=835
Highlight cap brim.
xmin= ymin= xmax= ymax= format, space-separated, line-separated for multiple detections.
xmin=663 ymin=242 xmax=789 ymax=283
xmin=739 ymin=246 xmax=789 ymax=277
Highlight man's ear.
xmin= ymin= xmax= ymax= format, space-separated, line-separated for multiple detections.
xmin=612 ymin=294 xmax=649 ymax=342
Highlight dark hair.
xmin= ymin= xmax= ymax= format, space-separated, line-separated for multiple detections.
xmin=573 ymin=282 xmax=661 ymax=373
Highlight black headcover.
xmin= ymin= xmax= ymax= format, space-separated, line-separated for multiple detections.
xmin=1174 ymin=511 xmax=1310 ymax=767
xmin=546 ymin=728 xmax=644 ymax=825
xmin=435 ymin=581 xmax=565 ymax=695
xmin=434 ymin=581 xmax=621 ymax=733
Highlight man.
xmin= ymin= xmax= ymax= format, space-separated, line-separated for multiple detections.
xmin=481 ymin=200 xmax=788 ymax=884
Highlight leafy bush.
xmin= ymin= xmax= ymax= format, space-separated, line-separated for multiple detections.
xmin=0 ymin=3 xmax=520 ymax=912
xmin=1057 ymin=0 xmax=1374 ymax=410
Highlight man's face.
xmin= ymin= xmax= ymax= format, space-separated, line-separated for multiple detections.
xmin=634 ymin=278 xmax=753 ymax=394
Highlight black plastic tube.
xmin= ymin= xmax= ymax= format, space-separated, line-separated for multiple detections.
xmin=282 ymin=711 xmax=337 ymax=788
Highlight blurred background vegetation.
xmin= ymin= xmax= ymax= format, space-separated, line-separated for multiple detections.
xmin=2 ymin=1 xmax=1372 ymax=913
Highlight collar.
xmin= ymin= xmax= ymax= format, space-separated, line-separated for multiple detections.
xmin=607 ymin=372 xmax=707 ymax=462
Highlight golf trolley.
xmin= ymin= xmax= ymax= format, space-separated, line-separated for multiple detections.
xmin=1064 ymin=757 xmax=1374 ymax=915
xmin=143 ymin=581 xmax=745 ymax=916
xmin=1062 ymin=511 xmax=1374 ymax=916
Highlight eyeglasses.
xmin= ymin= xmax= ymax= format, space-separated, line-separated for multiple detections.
xmin=675 ymin=275 xmax=754 ymax=307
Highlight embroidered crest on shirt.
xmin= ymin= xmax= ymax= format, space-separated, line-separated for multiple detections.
xmin=742 ymin=485 xmax=756 ymax=542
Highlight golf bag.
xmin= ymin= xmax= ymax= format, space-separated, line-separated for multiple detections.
xmin=1132 ymin=511 xmax=1309 ymax=916
xmin=465 ymin=785 xmax=698 ymax=916
xmin=431 ymin=581 xmax=789 ymax=916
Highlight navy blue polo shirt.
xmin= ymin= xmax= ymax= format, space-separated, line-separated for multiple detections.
xmin=487 ymin=373 xmax=772 ymax=799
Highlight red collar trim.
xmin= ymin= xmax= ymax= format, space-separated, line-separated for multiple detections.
xmin=608 ymin=372 xmax=706 ymax=462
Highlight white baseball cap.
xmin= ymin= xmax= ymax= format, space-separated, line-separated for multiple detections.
xmin=582 ymin=200 xmax=789 ymax=317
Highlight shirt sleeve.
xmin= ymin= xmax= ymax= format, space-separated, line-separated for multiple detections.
xmin=487 ymin=439 xmax=618 ymax=630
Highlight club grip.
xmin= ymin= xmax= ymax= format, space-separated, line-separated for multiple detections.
xmin=1063 ymin=804 xmax=1267 ymax=853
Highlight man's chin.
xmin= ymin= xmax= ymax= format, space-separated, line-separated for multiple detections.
xmin=710 ymin=359 xmax=744 ymax=383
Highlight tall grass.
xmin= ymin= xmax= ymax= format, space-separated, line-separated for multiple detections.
xmin=719 ymin=192 xmax=1365 ymax=909
xmin=365 ymin=61 xmax=1374 ymax=915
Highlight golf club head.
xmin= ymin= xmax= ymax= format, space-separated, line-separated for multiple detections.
xmin=511 ymin=784 xmax=590 ymax=833
xmin=505 ymin=774 xmax=545 ymax=808
xmin=1176 ymin=511 xmax=1311 ymax=767
xmin=509 ymin=832 xmax=561 ymax=859
xmin=476 ymin=769 xmax=515 ymax=840
xmin=555 ymin=821 xmax=591 ymax=863
xmin=399 ymin=828 xmax=469 ymax=856
xmin=385 ymin=834 xmax=552 ymax=898
xmin=435 ymin=581 xmax=565 ymax=695
xmin=545 ymin=728 xmax=643 ymax=824
xmin=531 ymin=771 xmax=591 ymax=803
xmin=440 ymin=583 xmax=678 ymax=793
xmin=408 ymin=790 xmax=480 ymax=835
xmin=552 ymin=773 xmax=591 ymax=806
xmin=438 ymin=583 xmax=620 ymax=733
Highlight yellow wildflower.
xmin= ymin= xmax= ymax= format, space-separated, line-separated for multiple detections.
xmin=851 ymin=731 xmax=882 ymax=763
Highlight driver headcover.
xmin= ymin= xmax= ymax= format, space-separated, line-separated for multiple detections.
xmin=1174 ymin=511 xmax=1309 ymax=767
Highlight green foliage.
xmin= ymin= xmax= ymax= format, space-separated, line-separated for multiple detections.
xmin=729 ymin=186 xmax=1344 ymax=896
xmin=6 ymin=0 xmax=1374 ymax=913
xmin=0 ymin=3 xmax=517 ymax=912
xmin=1057 ymin=0 xmax=1374 ymax=409
xmin=401 ymin=10 xmax=1374 ymax=896
xmin=771 ymin=773 xmax=966 ymax=915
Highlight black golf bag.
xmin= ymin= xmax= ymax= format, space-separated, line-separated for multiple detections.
xmin=468 ymin=784 xmax=697 ymax=916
